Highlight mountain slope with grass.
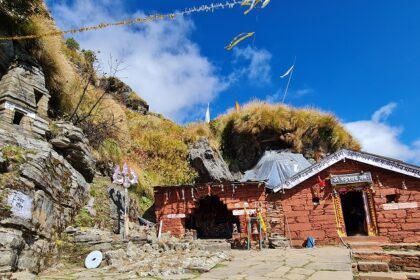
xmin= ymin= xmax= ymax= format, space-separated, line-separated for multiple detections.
xmin=0 ymin=0 xmax=360 ymax=229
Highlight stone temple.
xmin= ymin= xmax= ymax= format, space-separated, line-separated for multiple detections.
xmin=0 ymin=62 xmax=50 ymax=137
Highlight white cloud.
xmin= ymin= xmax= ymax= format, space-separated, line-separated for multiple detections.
xmin=48 ymin=0 xmax=228 ymax=122
xmin=232 ymin=46 xmax=272 ymax=85
xmin=345 ymin=103 xmax=420 ymax=164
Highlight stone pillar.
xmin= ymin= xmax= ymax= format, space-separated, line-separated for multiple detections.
xmin=35 ymin=92 xmax=50 ymax=118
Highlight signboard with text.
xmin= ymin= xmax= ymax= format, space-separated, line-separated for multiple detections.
xmin=7 ymin=191 xmax=33 ymax=220
xmin=331 ymin=172 xmax=373 ymax=186
xmin=232 ymin=209 xmax=256 ymax=216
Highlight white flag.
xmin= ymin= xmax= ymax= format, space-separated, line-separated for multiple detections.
xmin=205 ymin=103 xmax=211 ymax=123
xmin=280 ymin=65 xmax=294 ymax=78
xmin=262 ymin=0 xmax=271 ymax=8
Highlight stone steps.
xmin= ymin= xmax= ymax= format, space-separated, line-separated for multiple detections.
xmin=353 ymin=249 xmax=420 ymax=264
xmin=358 ymin=261 xmax=390 ymax=272
xmin=344 ymin=236 xmax=391 ymax=244
xmin=382 ymin=244 xmax=420 ymax=252
xmin=358 ymin=271 xmax=420 ymax=280
xmin=352 ymin=249 xmax=420 ymax=275
xmin=349 ymin=242 xmax=384 ymax=251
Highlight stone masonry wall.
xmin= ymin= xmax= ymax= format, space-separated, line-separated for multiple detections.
xmin=371 ymin=173 xmax=420 ymax=243
xmin=154 ymin=183 xmax=266 ymax=238
xmin=267 ymin=180 xmax=337 ymax=246
xmin=266 ymin=159 xmax=420 ymax=246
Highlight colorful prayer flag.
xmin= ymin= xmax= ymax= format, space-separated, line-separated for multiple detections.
xmin=235 ymin=101 xmax=241 ymax=112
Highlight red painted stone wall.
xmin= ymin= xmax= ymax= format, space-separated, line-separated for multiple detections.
xmin=267 ymin=178 xmax=338 ymax=246
xmin=154 ymin=160 xmax=420 ymax=244
xmin=266 ymin=159 xmax=420 ymax=245
xmin=154 ymin=182 xmax=266 ymax=237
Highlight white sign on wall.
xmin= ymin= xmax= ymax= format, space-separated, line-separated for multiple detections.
xmin=232 ymin=209 xmax=256 ymax=216
xmin=166 ymin=213 xmax=186 ymax=219
xmin=7 ymin=191 xmax=33 ymax=220
xmin=382 ymin=202 xmax=418 ymax=211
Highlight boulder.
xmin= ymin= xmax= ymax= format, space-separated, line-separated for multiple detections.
xmin=188 ymin=138 xmax=235 ymax=183
xmin=49 ymin=121 xmax=96 ymax=182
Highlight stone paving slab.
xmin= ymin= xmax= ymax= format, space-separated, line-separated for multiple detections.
xmin=37 ymin=246 xmax=352 ymax=280
xmin=200 ymin=246 xmax=352 ymax=280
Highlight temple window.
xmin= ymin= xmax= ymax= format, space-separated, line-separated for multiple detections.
xmin=386 ymin=194 xmax=399 ymax=203
xmin=34 ymin=89 xmax=43 ymax=105
xmin=13 ymin=111 xmax=24 ymax=125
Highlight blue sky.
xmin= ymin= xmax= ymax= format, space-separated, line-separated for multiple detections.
xmin=47 ymin=0 xmax=420 ymax=163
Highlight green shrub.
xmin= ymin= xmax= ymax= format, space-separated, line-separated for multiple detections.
xmin=65 ymin=37 xmax=80 ymax=51
xmin=74 ymin=208 xmax=93 ymax=227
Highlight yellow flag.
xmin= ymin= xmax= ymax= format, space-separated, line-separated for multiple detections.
xmin=225 ymin=32 xmax=255 ymax=51
xmin=235 ymin=101 xmax=241 ymax=112
xmin=258 ymin=212 xmax=267 ymax=232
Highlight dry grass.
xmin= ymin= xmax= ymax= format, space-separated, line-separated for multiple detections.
xmin=23 ymin=16 xmax=78 ymax=114
xmin=212 ymin=100 xmax=361 ymax=169
xmin=183 ymin=122 xmax=220 ymax=150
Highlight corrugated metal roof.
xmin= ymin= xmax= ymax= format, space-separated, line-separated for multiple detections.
xmin=241 ymin=150 xmax=312 ymax=190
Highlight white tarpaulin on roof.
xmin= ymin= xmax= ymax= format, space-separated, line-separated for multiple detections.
xmin=241 ymin=150 xmax=311 ymax=190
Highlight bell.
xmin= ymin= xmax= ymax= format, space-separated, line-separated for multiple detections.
xmin=232 ymin=223 xmax=238 ymax=234
xmin=252 ymin=223 xmax=259 ymax=235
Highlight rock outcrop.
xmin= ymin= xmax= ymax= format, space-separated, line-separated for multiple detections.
xmin=99 ymin=76 xmax=149 ymax=114
xmin=47 ymin=226 xmax=231 ymax=278
xmin=188 ymin=138 xmax=235 ymax=183
xmin=49 ymin=121 xmax=96 ymax=182
xmin=0 ymin=128 xmax=89 ymax=274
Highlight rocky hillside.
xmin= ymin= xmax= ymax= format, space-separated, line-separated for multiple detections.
xmin=0 ymin=0 xmax=360 ymax=276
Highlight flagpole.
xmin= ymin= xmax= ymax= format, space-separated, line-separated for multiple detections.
xmin=282 ymin=56 xmax=296 ymax=104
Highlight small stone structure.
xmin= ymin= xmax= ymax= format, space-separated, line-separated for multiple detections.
xmin=0 ymin=62 xmax=50 ymax=137
xmin=154 ymin=182 xmax=266 ymax=239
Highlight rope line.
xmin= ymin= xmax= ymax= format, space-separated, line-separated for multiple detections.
xmin=0 ymin=0 xmax=242 ymax=41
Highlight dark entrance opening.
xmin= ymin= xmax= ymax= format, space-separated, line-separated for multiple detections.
xmin=13 ymin=111 xmax=24 ymax=125
xmin=34 ymin=89 xmax=43 ymax=105
xmin=340 ymin=191 xmax=367 ymax=236
xmin=186 ymin=195 xmax=239 ymax=239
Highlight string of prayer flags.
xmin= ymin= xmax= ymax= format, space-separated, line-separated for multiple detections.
xmin=0 ymin=0 xmax=243 ymax=41
xmin=241 ymin=0 xmax=261 ymax=15
xmin=225 ymin=32 xmax=255 ymax=50
xmin=241 ymin=0 xmax=270 ymax=14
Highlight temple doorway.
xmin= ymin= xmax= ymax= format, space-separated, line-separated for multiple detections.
xmin=340 ymin=191 xmax=368 ymax=236
xmin=186 ymin=195 xmax=239 ymax=239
